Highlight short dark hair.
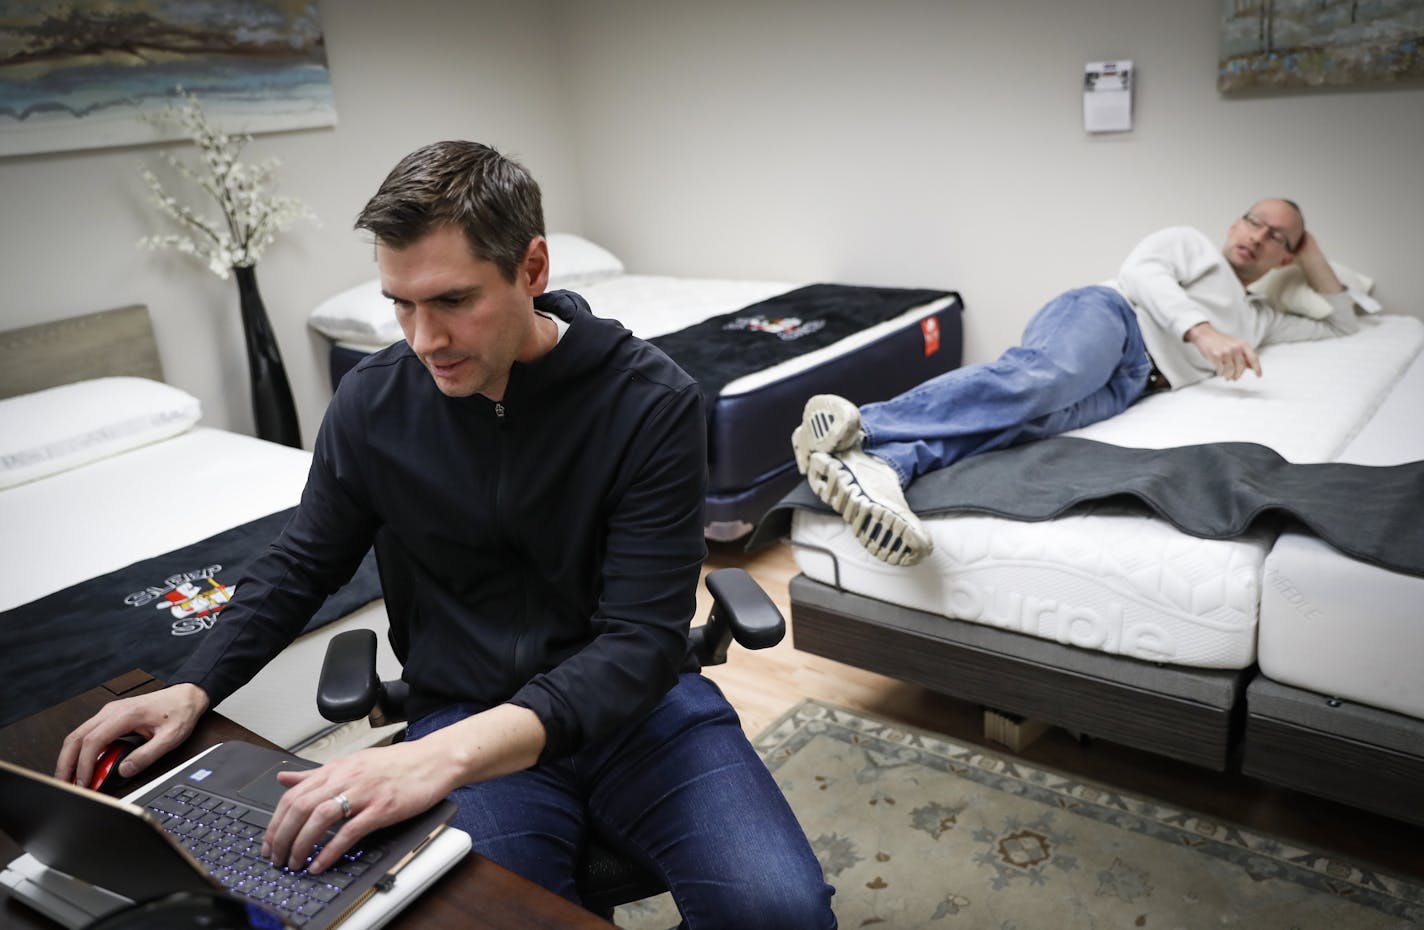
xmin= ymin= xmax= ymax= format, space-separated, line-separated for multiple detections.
xmin=355 ymin=141 xmax=545 ymax=282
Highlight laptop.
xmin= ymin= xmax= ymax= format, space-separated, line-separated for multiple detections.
xmin=0 ymin=741 xmax=471 ymax=929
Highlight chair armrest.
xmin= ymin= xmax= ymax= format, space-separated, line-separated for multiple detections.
xmin=689 ymin=568 xmax=786 ymax=667
xmin=317 ymin=629 xmax=381 ymax=723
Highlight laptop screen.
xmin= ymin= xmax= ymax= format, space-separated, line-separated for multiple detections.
xmin=0 ymin=742 xmax=469 ymax=930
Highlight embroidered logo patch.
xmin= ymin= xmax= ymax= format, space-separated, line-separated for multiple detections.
xmin=125 ymin=566 xmax=236 ymax=636
xmin=723 ymin=314 xmax=826 ymax=341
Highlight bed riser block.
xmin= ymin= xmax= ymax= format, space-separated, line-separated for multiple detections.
xmin=790 ymin=579 xmax=1244 ymax=771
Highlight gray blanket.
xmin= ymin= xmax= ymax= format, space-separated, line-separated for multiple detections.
xmin=749 ymin=437 xmax=1424 ymax=579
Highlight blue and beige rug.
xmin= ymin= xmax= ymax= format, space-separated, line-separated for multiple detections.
xmin=615 ymin=699 xmax=1424 ymax=929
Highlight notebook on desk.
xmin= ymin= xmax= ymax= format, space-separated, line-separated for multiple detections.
xmin=0 ymin=741 xmax=471 ymax=930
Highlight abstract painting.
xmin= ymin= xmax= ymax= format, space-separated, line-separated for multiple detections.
xmin=1219 ymin=0 xmax=1424 ymax=91
xmin=0 ymin=1 xmax=336 ymax=158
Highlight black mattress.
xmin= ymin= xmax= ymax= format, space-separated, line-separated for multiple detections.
xmin=328 ymin=292 xmax=964 ymax=536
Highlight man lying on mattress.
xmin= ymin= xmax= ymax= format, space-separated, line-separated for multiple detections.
xmin=56 ymin=141 xmax=835 ymax=927
xmin=792 ymin=199 xmax=1374 ymax=566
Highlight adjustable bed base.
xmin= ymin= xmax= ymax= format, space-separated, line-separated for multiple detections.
xmin=782 ymin=312 xmax=1424 ymax=823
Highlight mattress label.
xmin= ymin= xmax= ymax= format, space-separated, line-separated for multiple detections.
xmin=921 ymin=316 xmax=941 ymax=357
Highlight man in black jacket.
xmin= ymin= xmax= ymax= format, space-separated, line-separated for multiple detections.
xmin=58 ymin=141 xmax=835 ymax=928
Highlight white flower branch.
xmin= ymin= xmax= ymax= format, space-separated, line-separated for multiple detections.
xmin=137 ymin=92 xmax=317 ymax=280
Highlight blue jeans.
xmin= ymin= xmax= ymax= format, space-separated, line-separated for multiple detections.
xmin=406 ymin=673 xmax=836 ymax=929
xmin=862 ymin=286 xmax=1153 ymax=484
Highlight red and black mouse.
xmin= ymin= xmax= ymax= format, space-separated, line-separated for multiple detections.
xmin=87 ymin=734 xmax=145 ymax=793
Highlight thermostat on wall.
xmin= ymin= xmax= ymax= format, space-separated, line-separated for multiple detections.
xmin=1084 ymin=60 xmax=1133 ymax=133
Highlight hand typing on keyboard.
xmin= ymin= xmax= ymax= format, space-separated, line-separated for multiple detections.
xmin=262 ymin=703 xmax=544 ymax=874
xmin=146 ymin=784 xmax=387 ymax=927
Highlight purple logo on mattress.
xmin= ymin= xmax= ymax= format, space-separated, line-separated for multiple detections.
xmin=723 ymin=315 xmax=826 ymax=341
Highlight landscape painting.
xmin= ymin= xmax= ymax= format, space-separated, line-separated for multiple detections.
xmin=0 ymin=1 xmax=336 ymax=158
xmin=1219 ymin=0 xmax=1424 ymax=91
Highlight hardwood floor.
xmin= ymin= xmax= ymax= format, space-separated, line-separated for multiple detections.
xmin=698 ymin=539 xmax=1424 ymax=881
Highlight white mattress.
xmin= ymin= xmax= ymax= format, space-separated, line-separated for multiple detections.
xmin=326 ymin=273 xmax=958 ymax=397
xmin=1257 ymin=343 xmax=1424 ymax=718
xmin=792 ymin=314 xmax=1424 ymax=671
xmin=0 ymin=427 xmax=402 ymax=755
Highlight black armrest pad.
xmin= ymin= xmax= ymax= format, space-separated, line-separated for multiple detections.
xmin=317 ymin=629 xmax=381 ymax=723
xmin=706 ymin=568 xmax=785 ymax=649
xmin=691 ymin=568 xmax=786 ymax=666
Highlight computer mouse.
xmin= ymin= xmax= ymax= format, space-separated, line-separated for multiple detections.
xmin=87 ymin=734 xmax=145 ymax=793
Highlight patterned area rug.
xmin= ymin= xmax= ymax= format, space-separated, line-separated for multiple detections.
xmin=614 ymin=699 xmax=1424 ymax=929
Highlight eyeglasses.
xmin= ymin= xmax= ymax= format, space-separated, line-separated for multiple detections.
xmin=1241 ymin=213 xmax=1296 ymax=251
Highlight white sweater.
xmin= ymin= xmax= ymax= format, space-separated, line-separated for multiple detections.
xmin=1110 ymin=226 xmax=1359 ymax=390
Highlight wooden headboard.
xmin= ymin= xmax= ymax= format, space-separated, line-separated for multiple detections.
xmin=0 ymin=305 xmax=163 ymax=400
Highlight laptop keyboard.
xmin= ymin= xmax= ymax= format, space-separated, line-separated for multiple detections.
xmin=143 ymin=784 xmax=386 ymax=926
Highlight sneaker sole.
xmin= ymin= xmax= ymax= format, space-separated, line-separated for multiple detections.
xmin=806 ymin=453 xmax=930 ymax=566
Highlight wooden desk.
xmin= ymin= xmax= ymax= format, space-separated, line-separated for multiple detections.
xmin=0 ymin=672 xmax=615 ymax=930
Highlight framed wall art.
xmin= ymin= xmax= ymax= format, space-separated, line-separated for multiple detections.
xmin=1219 ymin=0 xmax=1424 ymax=92
xmin=0 ymin=1 xmax=336 ymax=158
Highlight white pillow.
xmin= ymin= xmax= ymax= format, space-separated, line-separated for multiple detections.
xmin=307 ymin=278 xmax=402 ymax=348
xmin=546 ymin=232 xmax=625 ymax=288
xmin=305 ymin=234 xmax=625 ymax=348
xmin=0 ymin=377 xmax=202 ymax=490
xmin=1250 ymin=261 xmax=1379 ymax=319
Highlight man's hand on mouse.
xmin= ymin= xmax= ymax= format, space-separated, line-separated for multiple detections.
xmin=55 ymin=684 xmax=209 ymax=789
xmin=87 ymin=734 xmax=144 ymax=792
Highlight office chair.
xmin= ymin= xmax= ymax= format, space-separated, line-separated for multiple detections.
xmin=314 ymin=566 xmax=786 ymax=918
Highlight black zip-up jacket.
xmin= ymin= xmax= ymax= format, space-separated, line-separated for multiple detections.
xmin=174 ymin=291 xmax=709 ymax=761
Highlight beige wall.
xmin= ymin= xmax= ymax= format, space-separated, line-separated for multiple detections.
xmin=2 ymin=0 xmax=1420 ymax=443
xmin=0 ymin=0 xmax=579 ymax=445
xmin=554 ymin=0 xmax=1424 ymax=370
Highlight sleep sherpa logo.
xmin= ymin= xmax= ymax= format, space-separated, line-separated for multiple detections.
xmin=124 ymin=566 xmax=236 ymax=636
xmin=723 ymin=314 xmax=826 ymax=341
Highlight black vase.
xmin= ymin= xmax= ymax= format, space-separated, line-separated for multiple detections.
xmin=233 ymin=264 xmax=302 ymax=449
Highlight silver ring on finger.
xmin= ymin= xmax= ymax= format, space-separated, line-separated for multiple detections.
xmin=333 ymin=793 xmax=352 ymax=818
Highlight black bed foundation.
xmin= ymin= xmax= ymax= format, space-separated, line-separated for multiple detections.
xmin=1242 ymin=676 xmax=1424 ymax=827
xmin=789 ymin=574 xmax=1248 ymax=771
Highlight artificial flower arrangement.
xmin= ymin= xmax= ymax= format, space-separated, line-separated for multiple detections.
xmin=137 ymin=91 xmax=316 ymax=278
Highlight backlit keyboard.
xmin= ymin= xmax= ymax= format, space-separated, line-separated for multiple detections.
xmin=143 ymin=785 xmax=386 ymax=926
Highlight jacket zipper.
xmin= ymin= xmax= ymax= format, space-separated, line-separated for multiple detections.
xmin=492 ymin=399 xmax=526 ymax=671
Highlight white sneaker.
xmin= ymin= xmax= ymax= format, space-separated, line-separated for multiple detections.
xmin=792 ymin=394 xmax=863 ymax=474
xmin=805 ymin=449 xmax=931 ymax=566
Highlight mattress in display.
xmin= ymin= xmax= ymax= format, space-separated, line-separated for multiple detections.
xmin=1256 ymin=341 xmax=1424 ymax=718
xmin=321 ymin=272 xmax=963 ymax=538
xmin=790 ymin=315 xmax=1424 ymax=671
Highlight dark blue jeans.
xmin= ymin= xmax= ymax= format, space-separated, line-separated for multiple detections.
xmin=862 ymin=285 xmax=1153 ymax=484
xmin=406 ymin=673 xmax=837 ymax=929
